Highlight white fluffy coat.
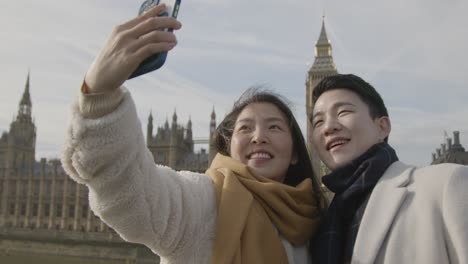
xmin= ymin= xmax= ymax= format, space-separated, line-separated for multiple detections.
xmin=61 ymin=89 xmax=311 ymax=264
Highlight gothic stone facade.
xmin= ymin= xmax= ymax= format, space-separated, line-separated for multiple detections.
xmin=0 ymin=74 xmax=215 ymax=263
xmin=431 ymin=131 xmax=468 ymax=165
xmin=146 ymin=108 xmax=216 ymax=172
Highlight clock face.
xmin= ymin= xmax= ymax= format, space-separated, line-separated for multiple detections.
xmin=139 ymin=0 xmax=159 ymax=15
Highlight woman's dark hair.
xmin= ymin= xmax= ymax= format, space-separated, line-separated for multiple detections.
xmin=213 ymin=87 xmax=326 ymax=209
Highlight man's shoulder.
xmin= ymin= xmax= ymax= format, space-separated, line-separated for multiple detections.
xmin=381 ymin=161 xmax=467 ymax=186
xmin=376 ymin=162 xmax=468 ymax=204
xmin=413 ymin=162 xmax=468 ymax=178
xmin=400 ymin=162 xmax=468 ymax=192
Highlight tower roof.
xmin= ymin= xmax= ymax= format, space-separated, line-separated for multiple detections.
xmin=148 ymin=110 xmax=153 ymax=120
xmin=172 ymin=109 xmax=177 ymax=122
xmin=187 ymin=116 xmax=192 ymax=129
xmin=20 ymin=71 xmax=32 ymax=106
xmin=316 ymin=17 xmax=330 ymax=46
xmin=211 ymin=106 xmax=216 ymax=120
xmin=309 ymin=17 xmax=337 ymax=73
xmin=15 ymin=71 xmax=34 ymax=124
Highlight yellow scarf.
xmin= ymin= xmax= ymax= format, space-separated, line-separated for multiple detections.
xmin=206 ymin=154 xmax=320 ymax=264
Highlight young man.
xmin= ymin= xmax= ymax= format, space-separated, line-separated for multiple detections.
xmin=310 ymin=74 xmax=468 ymax=264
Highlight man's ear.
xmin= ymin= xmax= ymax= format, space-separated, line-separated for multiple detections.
xmin=376 ymin=116 xmax=391 ymax=140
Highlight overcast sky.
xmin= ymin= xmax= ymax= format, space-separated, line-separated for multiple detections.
xmin=0 ymin=0 xmax=467 ymax=167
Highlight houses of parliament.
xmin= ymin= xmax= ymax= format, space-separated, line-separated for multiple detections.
xmin=1 ymin=20 xmax=467 ymax=263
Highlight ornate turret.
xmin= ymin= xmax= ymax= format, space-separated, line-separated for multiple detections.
xmin=451 ymin=131 xmax=466 ymax=152
xmin=5 ymin=71 xmax=37 ymax=172
xmin=306 ymin=17 xmax=338 ymax=117
xmin=185 ymin=117 xmax=193 ymax=153
xmin=431 ymin=131 xmax=468 ymax=165
xmin=147 ymin=111 xmax=153 ymax=143
xmin=169 ymin=109 xmax=178 ymax=168
xmin=305 ymin=17 xmax=338 ymax=179
xmin=209 ymin=107 xmax=217 ymax=163
xmin=164 ymin=117 xmax=169 ymax=130
xmin=186 ymin=116 xmax=193 ymax=142
xmin=210 ymin=107 xmax=216 ymax=136
xmin=172 ymin=109 xmax=178 ymax=129
xmin=17 ymin=71 xmax=33 ymax=123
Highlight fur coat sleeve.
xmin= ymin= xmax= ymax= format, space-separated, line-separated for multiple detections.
xmin=61 ymin=88 xmax=217 ymax=261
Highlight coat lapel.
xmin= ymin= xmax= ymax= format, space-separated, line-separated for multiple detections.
xmin=352 ymin=161 xmax=414 ymax=264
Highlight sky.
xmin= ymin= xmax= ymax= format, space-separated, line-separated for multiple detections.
xmin=0 ymin=0 xmax=467 ymax=167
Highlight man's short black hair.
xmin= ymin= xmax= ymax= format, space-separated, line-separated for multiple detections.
xmin=311 ymin=74 xmax=389 ymax=120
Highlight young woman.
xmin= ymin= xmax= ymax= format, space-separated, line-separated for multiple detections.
xmin=62 ymin=4 xmax=325 ymax=263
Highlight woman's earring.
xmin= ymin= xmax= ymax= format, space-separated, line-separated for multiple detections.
xmin=291 ymin=155 xmax=298 ymax=165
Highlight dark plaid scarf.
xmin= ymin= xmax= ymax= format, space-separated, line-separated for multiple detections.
xmin=312 ymin=142 xmax=398 ymax=264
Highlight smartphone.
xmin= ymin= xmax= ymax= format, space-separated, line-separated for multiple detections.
xmin=128 ymin=0 xmax=181 ymax=79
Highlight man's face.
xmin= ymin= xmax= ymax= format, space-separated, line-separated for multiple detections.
xmin=311 ymin=89 xmax=390 ymax=171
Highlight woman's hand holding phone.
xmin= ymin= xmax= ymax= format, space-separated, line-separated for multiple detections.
xmin=84 ymin=4 xmax=182 ymax=94
xmin=129 ymin=0 xmax=182 ymax=79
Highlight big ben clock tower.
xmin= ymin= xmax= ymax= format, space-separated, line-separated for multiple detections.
xmin=306 ymin=18 xmax=338 ymax=178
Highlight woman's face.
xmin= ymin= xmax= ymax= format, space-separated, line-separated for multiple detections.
xmin=229 ymin=102 xmax=297 ymax=182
